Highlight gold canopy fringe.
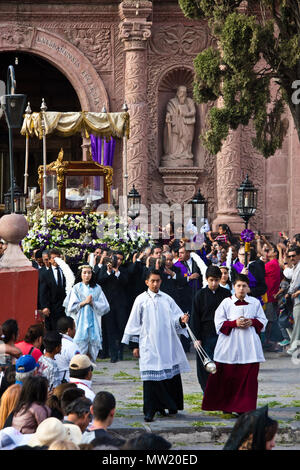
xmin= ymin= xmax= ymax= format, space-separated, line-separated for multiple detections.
xmin=21 ymin=111 xmax=130 ymax=139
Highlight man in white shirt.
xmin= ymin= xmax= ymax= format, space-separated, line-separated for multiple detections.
xmin=202 ymin=273 xmax=267 ymax=415
xmin=122 ymin=269 xmax=190 ymax=422
xmin=55 ymin=316 xmax=81 ymax=382
xmin=69 ymin=354 xmax=95 ymax=401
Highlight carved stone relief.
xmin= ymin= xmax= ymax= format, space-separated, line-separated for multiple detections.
xmin=64 ymin=27 xmax=113 ymax=71
xmin=149 ymin=23 xmax=210 ymax=57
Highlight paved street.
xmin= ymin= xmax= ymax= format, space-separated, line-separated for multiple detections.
xmin=91 ymin=347 xmax=300 ymax=450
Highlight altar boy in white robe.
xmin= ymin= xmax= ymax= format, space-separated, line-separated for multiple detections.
xmin=122 ymin=269 xmax=191 ymax=422
xmin=202 ymin=273 xmax=268 ymax=414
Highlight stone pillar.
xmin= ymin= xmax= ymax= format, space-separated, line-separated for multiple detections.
xmin=81 ymin=131 xmax=92 ymax=162
xmin=212 ymin=126 xmax=244 ymax=233
xmin=119 ymin=1 xmax=152 ymax=204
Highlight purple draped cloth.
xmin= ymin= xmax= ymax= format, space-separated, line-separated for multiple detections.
xmin=90 ymin=135 xmax=116 ymax=191
xmin=90 ymin=135 xmax=116 ymax=166
xmin=232 ymin=261 xmax=257 ymax=289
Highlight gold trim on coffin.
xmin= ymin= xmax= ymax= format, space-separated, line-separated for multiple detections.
xmin=38 ymin=148 xmax=113 ymax=215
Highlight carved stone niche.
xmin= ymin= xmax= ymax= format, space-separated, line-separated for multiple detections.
xmin=157 ymin=67 xmax=204 ymax=169
xmin=158 ymin=167 xmax=203 ymax=205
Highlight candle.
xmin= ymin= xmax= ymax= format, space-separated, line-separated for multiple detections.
xmin=30 ymin=188 xmax=36 ymax=203
xmin=86 ymin=197 xmax=92 ymax=205
xmin=244 ymin=196 xmax=249 ymax=207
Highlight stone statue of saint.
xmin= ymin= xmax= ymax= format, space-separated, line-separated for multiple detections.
xmin=161 ymin=85 xmax=196 ymax=167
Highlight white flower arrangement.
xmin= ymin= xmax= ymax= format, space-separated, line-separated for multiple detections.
xmin=22 ymin=209 xmax=154 ymax=264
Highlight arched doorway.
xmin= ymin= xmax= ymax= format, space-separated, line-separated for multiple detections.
xmin=0 ymin=51 xmax=83 ymax=200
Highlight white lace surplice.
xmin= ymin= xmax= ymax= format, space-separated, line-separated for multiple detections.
xmin=213 ymin=294 xmax=268 ymax=364
xmin=122 ymin=289 xmax=191 ymax=381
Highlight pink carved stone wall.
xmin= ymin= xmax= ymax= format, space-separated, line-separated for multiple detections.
xmin=0 ymin=0 xmax=298 ymax=237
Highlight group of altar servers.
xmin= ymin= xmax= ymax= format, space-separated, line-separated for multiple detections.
xmin=38 ymin=248 xmax=268 ymax=422
xmin=122 ymin=266 xmax=267 ymax=422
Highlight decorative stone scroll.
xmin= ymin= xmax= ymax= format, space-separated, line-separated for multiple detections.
xmin=158 ymin=167 xmax=202 ymax=205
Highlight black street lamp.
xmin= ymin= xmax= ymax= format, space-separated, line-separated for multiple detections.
xmin=236 ymin=174 xmax=258 ymax=229
xmin=188 ymin=188 xmax=207 ymax=227
xmin=4 ymin=178 xmax=26 ymax=215
xmin=127 ymin=184 xmax=141 ymax=221
xmin=0 ymin=65 xmax=27 ymax=214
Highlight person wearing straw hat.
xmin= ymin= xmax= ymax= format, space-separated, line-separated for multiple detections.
xmin=27 ymin=417 xmax=82 ymax=448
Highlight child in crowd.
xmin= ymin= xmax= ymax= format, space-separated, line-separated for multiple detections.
xmin=219 ymin=266 xmax=232 ymax=292
xmin=274 ymin=275 xmax=293 ymax=347
xmin=37 ymin=331 xmax=62 ymax=390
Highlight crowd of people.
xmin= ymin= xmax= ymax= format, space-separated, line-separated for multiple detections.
xmin=0 ymin=222 xmax=299 ymax=450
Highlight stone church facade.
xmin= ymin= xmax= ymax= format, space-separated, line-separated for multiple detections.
xmin=0 ymin=0 xmax=298 ymax=238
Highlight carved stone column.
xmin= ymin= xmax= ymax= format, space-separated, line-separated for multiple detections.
xmin=119 ymin=1 xmax=152 ymax=204
xmin=212 ymin=126 xmax=244 ymax=233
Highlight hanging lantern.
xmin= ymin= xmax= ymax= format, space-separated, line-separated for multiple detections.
xmin=4 ymin=178 xmax=26 ymax=214
xmin=236 ymin=174 xmax=258 ymax=229
xmin=188 ymin=188 xmax=207 ymax=225
xmin=127 ymin=184 xmax=141 ymax=221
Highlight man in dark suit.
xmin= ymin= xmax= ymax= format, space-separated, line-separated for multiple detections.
xmin=96 ymin=251 xmax=129 ymax=363
xmin=126 ymin=248 xmax=150 ymax=313
xmin=173 ymin=246 xmax=203 ymax=353
xmin=174 ymin=246 xmax=203 ymax=314
xmin=38 ymin=248 xmax=66 ymax=331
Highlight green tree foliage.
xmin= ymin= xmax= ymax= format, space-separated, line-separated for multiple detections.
xmin=178 ymin=0 xmax=300 ymax=158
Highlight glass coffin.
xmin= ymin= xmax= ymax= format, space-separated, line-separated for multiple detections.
xmin=38 ymin=148 xmax=113 ymax=215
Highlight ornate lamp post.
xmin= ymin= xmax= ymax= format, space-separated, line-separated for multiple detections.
xmin=236 ymin=174 xmax=258 ymax=230
xmin=0 ymin=66 xmax=26 ymax=214
xmin=4 ymin=178 xmax=26 ymax=215
xmin=236 ymin=174 xmax=258 ymax=265
xmin=127 ymin=184 xmax=141 ymax=221
xmin=188 ymin=188 xmax=207 ymax=228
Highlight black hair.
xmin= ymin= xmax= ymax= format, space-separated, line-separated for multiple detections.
xmin=265 ymin=416 xmax=278 ymax=442
xmin=288 ymin=245 xmax=300 ymax=256
xmin=65 ymin=397 xmax=92 ymax=417
xmin=91 ymin=434 xmax=125 ymax=449
xmin=34 ymin=249 xmax=43 ymax=259
xmin=92 ymin=391 xmax=116 ymax=421
xmin=46 ymin=394 xmax=64 ymax=421
xmin=293 ymin=233 xmax=300 ymax=243
xmin=24 ymin=324 xmax=44 ymax=344
xmin=219 ymin=224 xmax=235 ymax=243
xmin=206 ymin=265 xmax=222 ymax=280
xmin=43 ymin=332 xmax=62 ymax=353
xmin=249 ymin=246 xmax=258 ymax=262
xmin=145 ymin=269 xmax=162 ymax=280
xmin=233 ymin=273 xmax=250 ymax=286
xmin=60 ymin=387 xmax=85 ymax=414
xmin=69 ymin=367 xmax=92 ymax=380
xmin=1 ymin=319 xmax=19 ymax=344
xmin=13 ymin=375 xmax=49 ymax=415
xmin=74 ymin=266 xmax=97 ymax=288
xmin=150 ymin=244 xmax=162 ymax=254
xmin=49 ymin=248 xmax=61 ymax=257
xmin=121 ymin=433 xmax=172 ymax=450
xmin=56 ymin=316 xmax=75 ymax=334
